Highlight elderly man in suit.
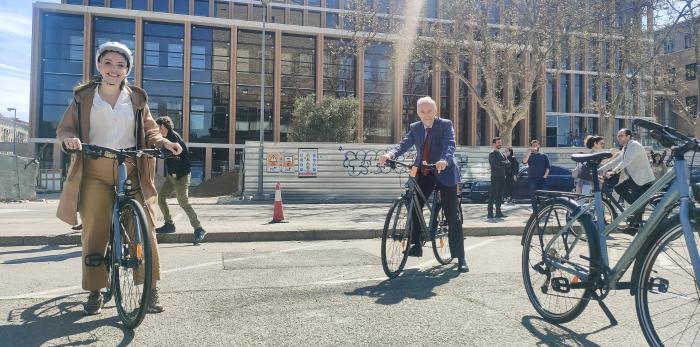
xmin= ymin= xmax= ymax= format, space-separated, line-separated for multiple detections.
xmin=599 ymin=128 xmax=655 ymax=233
xmin=378 ymin=96 xmax=468 ymax=273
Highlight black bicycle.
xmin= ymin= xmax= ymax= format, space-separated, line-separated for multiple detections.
xmin=380 ymin=159 xmax=463 ymax=278
xmin=69 ymin=144 xmax=171 ymax=329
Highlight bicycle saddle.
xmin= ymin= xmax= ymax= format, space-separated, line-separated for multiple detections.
xmin=570 ymin=151 xmax=612 ymax=164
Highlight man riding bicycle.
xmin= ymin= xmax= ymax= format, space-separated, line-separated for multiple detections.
xmin=378 ymin=96 xmax=468 ymax=273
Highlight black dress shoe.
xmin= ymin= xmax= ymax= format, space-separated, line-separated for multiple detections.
xmin=487 ymin=214 xmax=494 ymax=219
xmin=495 ymin=213 xmax=507 ymax=218
xmin=457 ymin=258 xmax=469 ymax=273
xmin=407 ymin=244 xmax=423 ymax=257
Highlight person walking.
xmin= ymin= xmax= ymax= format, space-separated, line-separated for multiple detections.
xmin=154 ymin=116 xmax=207 ymax=245
xmin=487 ymin=138 xmax=510 ymax=219
xmin=650 ymin=152 xmax=667 ymax=180
xmin=378 ymin=96 xmax=468 ymax=273
xmin=56 ymin=41 xmax=182 ymax=315
xmin=522 ymin=139 xmax=550 ymax=211
xmin=599 ymin=128 xmax=655 ymax=234
xmin=504 ymin=147 xmax=519 ymax=203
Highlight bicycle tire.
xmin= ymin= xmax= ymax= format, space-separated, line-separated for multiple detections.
xmin=381 ymin=198 xmax=412 ymax=278
xmin=635 ymin=214 xmax=700 ymax=347
xmin=113 ymin=198 xmax=152 ymax=329
xmin=103 ymin=232 xmax=114 ymax=304
xmin=521 ymin=198 xmax=594 ymax=323
xmin=432 ymin=205 xmax=455 ymax=265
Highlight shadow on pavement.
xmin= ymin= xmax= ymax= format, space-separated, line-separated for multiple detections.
xmin=0 ymin=244 xmax=76 ymax=257
xmin=3 ymin=251 xmax=81 ymax=265
xmin=521 ymin=315 xmax=615 ymax=347
xmin=0 ymin=295 xmax=134 ymax=347
xmin=344 ymin=265 xmax=459 ymax=305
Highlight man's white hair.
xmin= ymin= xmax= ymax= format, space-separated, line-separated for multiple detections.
xmin=416 ymin=96 xmax=437 ymax=109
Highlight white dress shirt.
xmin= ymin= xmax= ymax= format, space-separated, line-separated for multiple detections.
xmin=89 ymin=87 xmax=136 ymax=149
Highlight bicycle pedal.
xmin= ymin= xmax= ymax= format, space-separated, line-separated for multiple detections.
xmin=532 ymin=261 xmax=547 ymax=275
xmin=551 ymin=277 xmax=571 ymax=293
xmin=648 ymin=277 xmax=669 ymax=294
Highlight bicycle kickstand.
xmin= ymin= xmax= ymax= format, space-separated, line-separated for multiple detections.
xmin=597 ymin=299 xmax=618 ymax=326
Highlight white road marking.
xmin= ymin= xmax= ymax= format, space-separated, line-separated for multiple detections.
xmin=0 ymin=209 xmax=31 ymax=214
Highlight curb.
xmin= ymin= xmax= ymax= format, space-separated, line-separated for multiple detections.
xmin=0 ymin=226 xmax=526 ymax=247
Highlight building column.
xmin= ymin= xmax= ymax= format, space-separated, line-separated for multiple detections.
xmin=356 ymin=45 xmax=365 ymax=142
xmin=182 ymin=22 xmax=191 ymax=141
xmin=229 ymin=27 xmax=237 ymax=168
xmin=205 ymin=147 xmax=212 ymax=180
xmin=29 ymin=7 xmax=41 ymax=141
xmin=432 ymin=57 xmax=441 ymax=113
xmin=134 ymin=17 xmax=143 ymax=88
xmin=537 ymin=69 xmax=546 ymax=143
xmin=82 ymin=12 xmax=92 ymax=82
xmin=450 ymin=53 xmax=459 ymax=145
xmin=393 ymin=52 xmax=403 ymax=143
xmin=467 ymin=55 xmax=477 ymax=146
xmin=273 ymin=29 xmax=282 ymax=143
xmin=316 ymin=33 xmax=324 ymax=102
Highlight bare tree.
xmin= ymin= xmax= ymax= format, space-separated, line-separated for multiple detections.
xmin=343 ymin=0 xmax=637 ymax=146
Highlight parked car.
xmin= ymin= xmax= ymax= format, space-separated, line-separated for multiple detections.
xmin=461 ymin=165 xmax=575 ymax=203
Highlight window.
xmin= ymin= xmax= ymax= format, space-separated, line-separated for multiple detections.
xmin=67 ymin=0 xmax=84 ymax=4
xmin=326 ymin=0 xmax=340 ymax=9
xmin=131 ymin=0 xmax=147 ymax=10
xmin=88 ymin=0 xmax=105 ymax=6
xmin=236 ymin=30 xmax=274 ymax=143
xmin=215 ymin=0 xmax=230 ymax=18
xmin=174 ymin=0 xmax=189 ymax=14
xmin=212 ymin=148 xmax=229 ymax=177
xmin=195 ymin=0 xmax=209 ymax=16
xmin=110 ymin=0 xmax=127 ymax=8
xmin=573 ymin=74 xmax=584 ymax=113
xmin=546 ymin=115 xmax=571 ymax=147
xmin=92 ymin=17 xmax=135 ymax=84
xmin=686 ymin=63 xmax=696 ymax=81
xmin=280 ymin=35 xmax=316 ymax=141
xmin=153 ymin=0 xmax=169 ymax=12
xmin=308 ymin=11 xmax=321 ymax=27
xmin=402 ymin=58 xmax=432 ymax=133
xmin=325 ymin=13 xmax=339 ymax=28
xmin=233 ymin=4 xmax=248 ymax=20
xmin=270 ymin=7 xmax=285 ymax=23
xmin=190 ymin=26 xmax=231 ymax=143
xmin=687 ymin=96 xmax=698 ymax=115
xmin=143 ymin=22 xmax=185 ymax=131
xmin=38 ymin=13 xmax=84 ymax=138
xmin=289 ymin=9 xmax=303 ymax=26
xmin=458 ymin=56 xmax=470 ymax=145
xmin=546 ymin=74 xmax=554 ymax=112
xmin=323 ymin=39 xmax=356 ymax=98
xmin=685 ymin=34 xmax=693 ymax=49
xmin=190 ymin=148 xmax=205 ymax=186
xmin=559 ymin=74 xmax=569 ymax=112
xmin=364 ymin=42 xmax=394 ymax=143
xmin=664 ymin=39 xmax=675 ymax=53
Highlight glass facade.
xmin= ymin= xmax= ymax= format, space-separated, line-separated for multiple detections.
xmin=323 ymin=39 xmax=356 ymax=97
xmin=132 ymin=0 xmax=147 ymax=11
xmin=401 ymin=58 xmax=431 ymax=133
xmin=153 ymin=0 xmax=169 ymax=13
xmin=363 ymin=42 xmax=393 ymax=143
xmin=195 ymin=0 xmax=209 ymax=16
xmin=174 ymin=0 xmax=190 ymax=15
xmin=92 ymin=17 xmax=135 ymax=84
xmin=458 ymin=56 xmax=469 ymax=145
xmin=110 ymin=0 xmax=127 ymax=9
xmin=39 ymin=13 xmax=84 ymax=138
xmin=280 ymin=34 xmax=316 ymax=142
xmin=212 ymin=148 xmax=229 ymax=177
xmin=190 ymin=26 xmax=230 ymax=143
xmin=143 ymin=21 xmax=185 ymax=130
xmin=236 ymin=30 xmax=274 ymax=143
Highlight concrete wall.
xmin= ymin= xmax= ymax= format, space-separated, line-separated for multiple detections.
xmin=243 ymin=142 xmax=585 ymax=201
xmin=0 ymin=143 xmax=32 ymax=158
xmin=0 ymin=154 xmax=39 ymax=201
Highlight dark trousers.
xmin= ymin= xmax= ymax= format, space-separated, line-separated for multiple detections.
xmin=615 ymin=178 xmax=651 ymax=225
xmin=528 ymin=177 xmax=547 ymax=211
xmin=411 ymin=172 xmax=465 ymax=259
xmin=504 ymin=174 xmax=515 ymax=200
xmin=488 ymin=176 xmax=506 ymax=216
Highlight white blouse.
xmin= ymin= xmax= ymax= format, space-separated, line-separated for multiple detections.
xmin=89 ymin=87 xmax=137 ymax=149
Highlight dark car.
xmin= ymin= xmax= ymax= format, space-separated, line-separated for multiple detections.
xmin=461 ymin=165 xmax=575 ymax=203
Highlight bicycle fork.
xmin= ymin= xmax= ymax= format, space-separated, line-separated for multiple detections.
xmin=111 ymin=160 xmax=144 ymax=268
xmin=676 ymin=160 xmax=700 ymax=289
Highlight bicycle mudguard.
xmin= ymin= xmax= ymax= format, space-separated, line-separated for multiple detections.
xmin=84 ymin=253 xmax=104 ymax=267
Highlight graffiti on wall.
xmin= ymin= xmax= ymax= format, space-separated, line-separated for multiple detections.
xmin=339 ymin=146 xmax=417 ymax=176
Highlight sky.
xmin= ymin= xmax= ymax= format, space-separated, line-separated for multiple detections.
xmin=0 ymin=0 xmax=60 ymax=122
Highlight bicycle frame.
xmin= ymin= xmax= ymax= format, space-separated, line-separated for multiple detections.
xmin=110 ymin=156 xmax=144 ymax=265
xmin=542 ymin=152 xmax=700 ymax=289
xmin=403 ymin=171 xmax=440 ymax=243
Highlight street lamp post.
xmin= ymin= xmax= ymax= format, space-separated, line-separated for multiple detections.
xmin=7 ymin=108 xmax=17 ymax=155
xmin=257 ymin=0 xmax=271 ymax=198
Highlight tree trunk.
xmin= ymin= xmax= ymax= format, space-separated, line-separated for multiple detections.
xmin=601 ymin=116 xmax=616 ymax=148
xmin=497 ymin=124 xmax=514 ymax=147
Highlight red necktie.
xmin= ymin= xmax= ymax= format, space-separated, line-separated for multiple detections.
xmin=421 ymin=127 xmax=432 ymax=176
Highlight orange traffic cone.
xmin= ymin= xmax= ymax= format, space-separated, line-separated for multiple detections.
xmin=272 ymin=182 xmax=286 ymax=223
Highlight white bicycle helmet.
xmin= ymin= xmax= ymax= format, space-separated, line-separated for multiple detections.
xmin=95 ymin=41 xmax=133 ymax=76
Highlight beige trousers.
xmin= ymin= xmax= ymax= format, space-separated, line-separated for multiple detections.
xmin=79 ymin=157 xmax=161 ymax=291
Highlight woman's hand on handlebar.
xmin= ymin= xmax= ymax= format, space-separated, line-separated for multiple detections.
xmin=378 ymin=153 xmax=392 ymax=167
xmin=63 ymin=138 xmax=82 ymax=151
xmin=163 ymin=141 xmax=182 ymax=155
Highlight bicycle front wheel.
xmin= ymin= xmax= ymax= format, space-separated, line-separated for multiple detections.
xmin=635 ymin=215 xmax=700 ymax=347
xmin=522 ymin=198 xmax=593 ymax=323
xmin=381 ymin=198 xmax=412 ymax=278
xmin=113 ymin=198 xmax=152 ymax=329
xmin=432 ymin=205 xmax=455 ymax=265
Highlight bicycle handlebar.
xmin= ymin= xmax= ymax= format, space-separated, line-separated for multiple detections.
xmin=384 ymin=159 xmax=437 ymax=170
xmin=632 ymin=119 xmax=698 ymax=153
xmin=66 ymin=143 xmax=175 ymax=160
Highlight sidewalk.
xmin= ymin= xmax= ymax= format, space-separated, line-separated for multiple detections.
xmin=0 ymin=196 xmax=532 ymax=246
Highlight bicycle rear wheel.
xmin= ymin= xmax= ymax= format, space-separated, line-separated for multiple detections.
xmin=522 ymin=198 xmax=593 ymax=323
xmin=381 ymin=198 xmax=412 ymax=278
xmin=635 ymin=215 xmax=700 ymax=347
xmin=432 ymin=205 xmax=455 ymax=265
xmin=113 ymin=198 xmax=152 ymax=329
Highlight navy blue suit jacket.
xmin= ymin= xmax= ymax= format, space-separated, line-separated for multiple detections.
xmin=388 ymin=117 xmax=460 ymax=187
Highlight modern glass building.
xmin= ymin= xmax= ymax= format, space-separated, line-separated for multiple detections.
xmin=30 ymin=0 xmax=654 ymax=185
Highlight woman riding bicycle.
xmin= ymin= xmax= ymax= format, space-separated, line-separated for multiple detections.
xmin=56 ymin=41 xmax=182 ymax=315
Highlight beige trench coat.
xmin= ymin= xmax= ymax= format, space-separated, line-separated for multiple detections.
xmin=55 ymin=83 xmax=167 ymax=226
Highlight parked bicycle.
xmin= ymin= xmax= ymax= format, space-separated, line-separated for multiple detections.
xmin=380 ymin=159 xmax=463 ymax=278
xmin=521 ymin=119 xmax=700 ymax=346
xmin=68 ymin=144 xmax=172 ymax=329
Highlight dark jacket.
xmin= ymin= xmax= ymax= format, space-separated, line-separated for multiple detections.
xmin=165 ymin=130 xmax=191 ymax=178
xmin=489 ymin=150 xmax=511 ymax=178
xmin=508 ymin=156 xmax=519 ymax=176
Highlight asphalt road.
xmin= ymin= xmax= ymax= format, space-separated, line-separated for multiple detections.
xmin=0 ymin=237 xmax=649 ymax=346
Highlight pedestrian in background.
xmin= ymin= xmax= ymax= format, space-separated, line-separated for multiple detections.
xmin=650 ymin=152 xmax=667 ymax=180
xmin=154 ymin=116 xmax=207 ymax=245
xmin=488 ymin=137 xmax=510 ymax=219
xmin=522 ymin=139 xmax=550 ymax=211
xmin=579 ymin=135 xmax=605 ymax=195
xmin=504 ymin=147 xmax=519 ymax=203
